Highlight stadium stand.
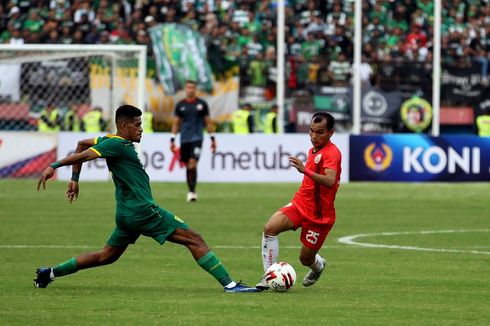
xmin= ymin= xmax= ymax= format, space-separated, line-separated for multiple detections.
xmin=0 ymin=0 xmax=488 ymax=132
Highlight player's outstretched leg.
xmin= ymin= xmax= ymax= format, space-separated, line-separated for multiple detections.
xmin=169 ymin=228 xmax=260 ymax=292
xmin=34 ymin=245 xmax=127 ymax=288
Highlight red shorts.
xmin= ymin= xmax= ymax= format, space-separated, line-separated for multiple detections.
xmin=279 ymin=203 xmax=334 ymax=251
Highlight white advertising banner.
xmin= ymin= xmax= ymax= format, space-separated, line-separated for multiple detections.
xmin=57 ymin=133 xmax=350 ymax=183
xmin=57 ymin=132 xmax=110 ymax=181
xmin=0 ymin=132 xmax=56 ymax=168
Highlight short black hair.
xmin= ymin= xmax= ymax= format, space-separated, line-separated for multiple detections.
xmin=312 ymin=112 xmax=335 ymax=131
xmin=115 ymin=105 xmax=141 ymax=124
xmin=185 ymin=79 xmax=197 ymax=85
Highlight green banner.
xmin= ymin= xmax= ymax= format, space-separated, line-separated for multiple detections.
xmin=149 ymin=23 xmax=213 ymax=95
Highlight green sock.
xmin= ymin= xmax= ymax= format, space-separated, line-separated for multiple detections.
xmin=197 ymin=251 xmax=233 ymax=287
xmin=53 ymin=257 xmax=78 ymax=277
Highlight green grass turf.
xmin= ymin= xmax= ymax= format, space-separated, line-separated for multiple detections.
xmin=0 ymin=180 xmax=489 ymax=325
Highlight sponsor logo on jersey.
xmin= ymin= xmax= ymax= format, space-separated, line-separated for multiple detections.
xmin=197 ymin=104 xmax=203 ymax=111
xmin=364 ymin=143 xmax=393 ymax=172
xmin=314 ymin=154 xmax=322 ymax=164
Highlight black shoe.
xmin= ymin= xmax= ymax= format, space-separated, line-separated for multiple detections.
xmin=34 ymin=267 xmax=53 ymax=288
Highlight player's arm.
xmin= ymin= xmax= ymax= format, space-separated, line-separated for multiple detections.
xmin=204 ymin=115 xmax=217 ymax=153
xmin=37 ymin=147 xmax=99 ymax=191
xmin=72 ymin=138 xmax=97 ymax=174
xmin=170 ymin=116 xmax=182 ymax=153
xmin=66 ymin=138 xmax=97 ymax=202
xmin=288 ymin=156 xmax=337 ymax=187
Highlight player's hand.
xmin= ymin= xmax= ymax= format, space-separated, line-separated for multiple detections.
xmin=170 ymin=142 xmax=177 ymax=154
xmin=210 ymin=140 xmax=217 ymax=153
xmin=66 ymin=180 xmax=79 ymax=203
xmin=37 ymin=166 xmax=55 ymax=191
xmin=288 ymin=156 xmax=305 ymax=173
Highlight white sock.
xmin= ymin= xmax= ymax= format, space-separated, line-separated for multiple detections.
xmin=49 ymin=268 xmax=55 ymax=280
xmin=309 ymin=254 xmax=325 ymax=272
xmin=261 ymin=233 xmax=279 ymax=272
xmin=224 ymin=281 xmax=237 ymax=289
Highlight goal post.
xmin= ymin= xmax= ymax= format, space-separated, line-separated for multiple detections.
xmin=0 ymin=44 xmax=147 ymax=132
xmin=0 ymin=44 xmax=147 ymax=178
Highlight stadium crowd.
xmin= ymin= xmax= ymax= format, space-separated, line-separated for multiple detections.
xmin=1 ymin=0 xmax=489 ymax=92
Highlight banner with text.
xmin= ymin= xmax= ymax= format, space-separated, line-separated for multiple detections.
xmin=441 ymin=63 xmax=485 ymax=106
xmin=56 ymin=133 xmax=350 ymax=183
xmin=350 ymin=135 xmax=490 ymax=182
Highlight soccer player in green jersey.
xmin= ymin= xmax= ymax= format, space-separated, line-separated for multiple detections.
xmin=35 ymin=104 xmax=258 ymax=293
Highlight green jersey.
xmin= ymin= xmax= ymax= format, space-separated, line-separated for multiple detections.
xmin=90 ymin=135 xmax=154 ymax=217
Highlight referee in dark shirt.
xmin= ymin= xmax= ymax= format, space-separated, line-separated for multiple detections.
xmin=170 ymin=80 xmax=216 ymax=202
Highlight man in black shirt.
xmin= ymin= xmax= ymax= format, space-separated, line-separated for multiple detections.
xmin=170 ymin=80 xmax=216 ymax=202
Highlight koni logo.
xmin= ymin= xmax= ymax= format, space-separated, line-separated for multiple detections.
xmin=403 ymin=146 xmax=481 ymax=174
xmin=364 ymin=143 xmax=393 ymax=172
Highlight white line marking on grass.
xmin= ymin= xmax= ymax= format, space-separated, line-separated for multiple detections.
xmin=0 ymin=244 xmax=349 ymax=250
xmin=0 ymin=245 xmax=94 ymax=249
xmin=337 ymin=229 xmax=490 ymax=255
xmin=215 ymin=245 xmax=346 ymax=249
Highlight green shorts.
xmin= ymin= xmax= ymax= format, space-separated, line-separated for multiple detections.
xmin=107 ymin=204 xmax=189 ymax=247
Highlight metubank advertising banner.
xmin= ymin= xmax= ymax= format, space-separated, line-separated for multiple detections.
xmin=56 ymin=133 xmax=349 ymax=183
xmin=350 ymin=135 xmax=490 ymax=182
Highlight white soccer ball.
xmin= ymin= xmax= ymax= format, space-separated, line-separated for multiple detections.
xmin=264 ymin=262 xmax=296 ymax=292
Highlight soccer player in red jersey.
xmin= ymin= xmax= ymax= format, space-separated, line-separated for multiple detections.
xmin=257 ymin=112 xmax=341 ymax=289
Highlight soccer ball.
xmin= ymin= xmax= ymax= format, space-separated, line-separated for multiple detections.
xmin=264 ymin=262 xmax=296 ymax=292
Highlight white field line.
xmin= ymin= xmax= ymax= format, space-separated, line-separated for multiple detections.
xmin=337 ymin=229 xmax=490 ymax=255
xmin=0 ymin=245 xmax=94 ymax=249
xmin=0 ymin=244 xmax=349 ymax=250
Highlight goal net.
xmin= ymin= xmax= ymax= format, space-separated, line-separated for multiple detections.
xmin=0 ymin=44 xmax=146 ymax=178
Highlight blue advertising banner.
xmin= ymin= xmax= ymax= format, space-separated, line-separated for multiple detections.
xmin=350 ymin=135 xmax=490 ymax=182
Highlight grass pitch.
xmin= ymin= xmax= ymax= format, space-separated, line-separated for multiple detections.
xmin=0 ymin=180 xmax=489 ymax=325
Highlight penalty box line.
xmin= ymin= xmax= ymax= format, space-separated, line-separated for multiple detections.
xmin=337 ymin=229 xmax=490 ymax=256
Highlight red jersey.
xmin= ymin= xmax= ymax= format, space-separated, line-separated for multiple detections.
xmin=291 ymin=141 xmax=342 ymax=224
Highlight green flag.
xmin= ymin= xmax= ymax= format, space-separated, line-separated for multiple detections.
xmin=149 ymin=23 xmax=213 ymax=95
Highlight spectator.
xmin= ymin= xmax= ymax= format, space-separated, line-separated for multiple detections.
xmin=352 ymin=54 xmax=374 ymax=87
xmin=476 ymin=109 xmax=490 ymax=136
xmin=264 ymin=104 xmax=278 ymax=134
xmin=375 ymin=54 xmax=401 ymax=92
xmin=327 ymin=52 xmax=351 ymax=87
xmin=23 ymin=9 xmax=44 ymax=34
xmin=301 ymin=32 xmax=322 ymax=61
xmin=73 ymin=1 xmax=95 ymax=23
xmin=249 ymin=52 xmax=269 ymax=88
xmin=45 ymin=29 xmax=60 ymax=44
xmin=82 ymin=107 xmax=106 ymax=133
xmin=232 ymin=103 xmax=254 ymax=134
xmin=63 ymin=105 xmax=81 ymax=132
xmin=38 ymin=101 xmax=62 ymax=133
